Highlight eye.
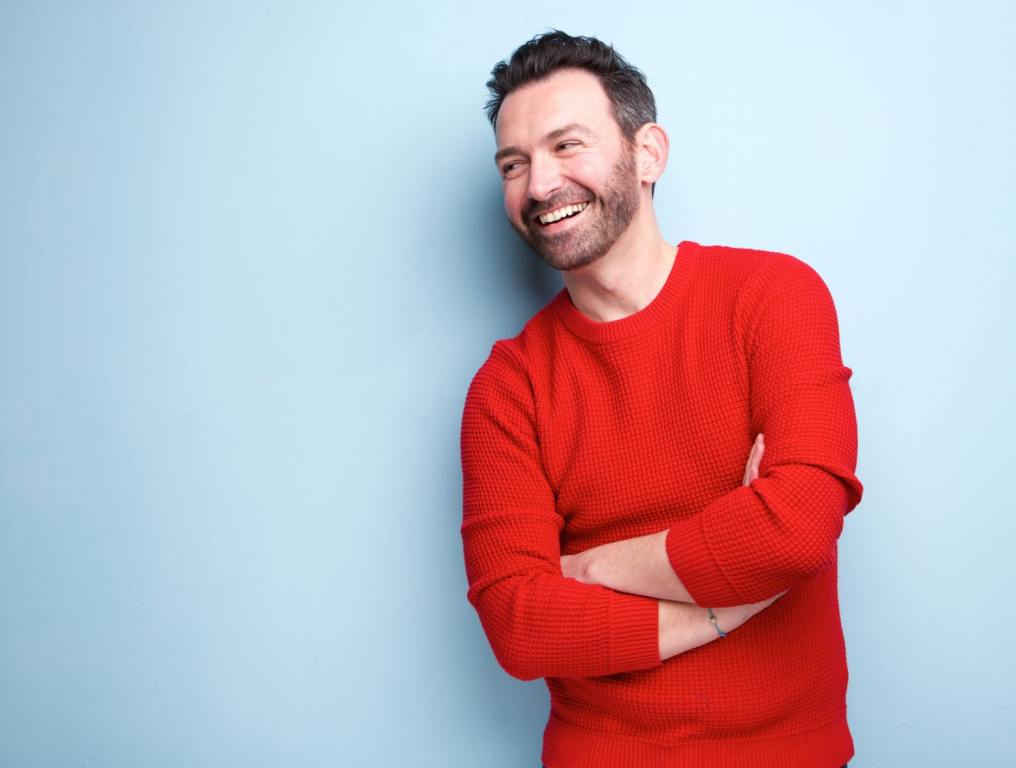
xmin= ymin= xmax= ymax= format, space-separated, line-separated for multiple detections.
xmin=501 ymin=161 xmax=525 ymax=179
xmin=557 ymin=141 xmax=580 ymax=151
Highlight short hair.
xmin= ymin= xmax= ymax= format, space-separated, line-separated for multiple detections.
xmin=485 ymin=30 xmax=657 ymax=141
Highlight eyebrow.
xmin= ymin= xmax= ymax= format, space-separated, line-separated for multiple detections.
xmin=494 ymin=123 xmax=592 ymax=164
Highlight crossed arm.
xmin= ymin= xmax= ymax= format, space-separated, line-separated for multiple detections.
xmin=561 ymin=434 xmax=783 ymax=660
xmin=461 ymin=259 xmax=862 ymax=679
xmin=561 ymin=434 xmax=766 ymax=603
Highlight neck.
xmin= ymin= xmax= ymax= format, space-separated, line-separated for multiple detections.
xmin=561 ymin=205 xmax=676 ymax=323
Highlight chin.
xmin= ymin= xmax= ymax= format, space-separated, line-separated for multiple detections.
xmin=534 ymin=245 xmax=606 ymax=272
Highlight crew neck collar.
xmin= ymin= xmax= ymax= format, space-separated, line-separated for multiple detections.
xmin=552 ymin=240 xmax=698 ymax=344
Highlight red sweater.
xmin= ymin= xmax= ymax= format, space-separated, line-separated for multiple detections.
xmin=460 ymin=240 xmax=863 ymax=768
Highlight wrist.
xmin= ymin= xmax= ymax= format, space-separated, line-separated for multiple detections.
xmin=706 ymin=607 xmax=727 ymax=638
xmin=561 ymin=548 xmax=598 ymax=585
xmin=578 ymin=546 xmax=600 ymax=584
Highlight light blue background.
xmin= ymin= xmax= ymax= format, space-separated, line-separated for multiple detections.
xmin=2 ymin=2 xmax=1014 ymax=766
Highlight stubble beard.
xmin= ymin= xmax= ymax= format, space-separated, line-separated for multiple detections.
xmin=512 ymin=147 xmax=642 ymax=272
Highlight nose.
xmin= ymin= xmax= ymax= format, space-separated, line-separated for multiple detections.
xmin=526 ymin=152 xmax=563 ymax=202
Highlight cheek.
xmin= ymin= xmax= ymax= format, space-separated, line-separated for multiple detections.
xmin=564 ymin=151 xmax=617 ymax=188
xmin=566 ymin=160 xmax=604 ymax=192
xmin=503 ymin=184 xmax=527 ymax=220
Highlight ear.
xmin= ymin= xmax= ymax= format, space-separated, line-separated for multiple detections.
xmin=633 ymin=122 xmax=669 ymax=186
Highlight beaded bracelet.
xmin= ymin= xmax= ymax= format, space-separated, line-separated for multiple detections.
xmin=707 ymin=607 xmax=727 ymax=638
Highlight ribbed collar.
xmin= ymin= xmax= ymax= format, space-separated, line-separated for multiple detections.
xmin=552 ymin=240 xmax=698 ymax=344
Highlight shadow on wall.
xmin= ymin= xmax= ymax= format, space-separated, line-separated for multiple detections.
xmin=439 ymin=152 xmax=560 ymax=757
xmin=461 ymin=169 xmax=564 ymax=331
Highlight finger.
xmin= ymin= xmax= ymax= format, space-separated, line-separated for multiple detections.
xmin=742 ymin=448 xmax=754 ymax=486
xmin=743 ymin=434 xmax=762 ymax=486
xmin=750 ymin=435 xmax=765 ymax=482
xmin=742 ymin=441 xmax=756 ymax=485
xmin=764 ymin=590 xmax=788 ymax=608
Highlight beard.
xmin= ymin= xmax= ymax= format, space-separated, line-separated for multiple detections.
xmin=511 ymin=146 xmax=641 ymax=271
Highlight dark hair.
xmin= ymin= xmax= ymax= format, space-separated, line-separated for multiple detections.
xmin=485 ymin=30 xmax=657 ymax=141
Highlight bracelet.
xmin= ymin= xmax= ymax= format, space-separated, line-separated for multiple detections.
xmin=707 ymin=607 xmax=727 ymax=638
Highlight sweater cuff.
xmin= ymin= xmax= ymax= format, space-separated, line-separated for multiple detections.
xmin=665 ymin=514 xmax=741 ymax=607
xmin=607 ymin=593 xmax=662 ymax=671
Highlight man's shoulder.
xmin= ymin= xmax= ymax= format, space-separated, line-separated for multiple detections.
xmin=497 ymin=242 xmax=815 ymax=345
xmin=695 ymin=241 xmax=815 ymax=282
xmin=463 ymin=293 xmax=562 ymax=398
xmin=466 ymin=243 xmax=826 ymax=389
xmin=692 ymin=241 xmax=829 ymax=311
xmin=482 ymin=288 xmax=567 ymax=369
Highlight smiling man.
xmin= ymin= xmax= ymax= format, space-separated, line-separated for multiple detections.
xmin=460 ymin=31 xmax=863 ymax=768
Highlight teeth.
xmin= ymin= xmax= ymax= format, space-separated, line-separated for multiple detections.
xmin=539 ymin=201 xmax=588 ymax=224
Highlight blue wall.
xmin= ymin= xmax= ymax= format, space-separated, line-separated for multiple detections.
xmin=2 ymin=2 xmax=1013 ymax=766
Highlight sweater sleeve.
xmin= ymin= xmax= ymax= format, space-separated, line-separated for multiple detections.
xmin=665 ymin=256 xmax=864 ymax=606
xmin=460 ymin=342 xmax=661 ymax=681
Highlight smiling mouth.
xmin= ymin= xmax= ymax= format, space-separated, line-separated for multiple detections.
xmin=535 ymin=201 xmax=590 ymax=226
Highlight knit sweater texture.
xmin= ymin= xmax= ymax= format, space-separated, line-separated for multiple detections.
xmin=460 ymin=240 xmax=863 ymax=768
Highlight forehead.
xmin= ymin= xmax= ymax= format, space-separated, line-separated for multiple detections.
xmin=495 ymin=68 xmax=617 ymax=150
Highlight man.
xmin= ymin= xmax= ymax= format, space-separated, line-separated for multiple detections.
xmin=460 ymin=31 xmax=862 ymax=768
